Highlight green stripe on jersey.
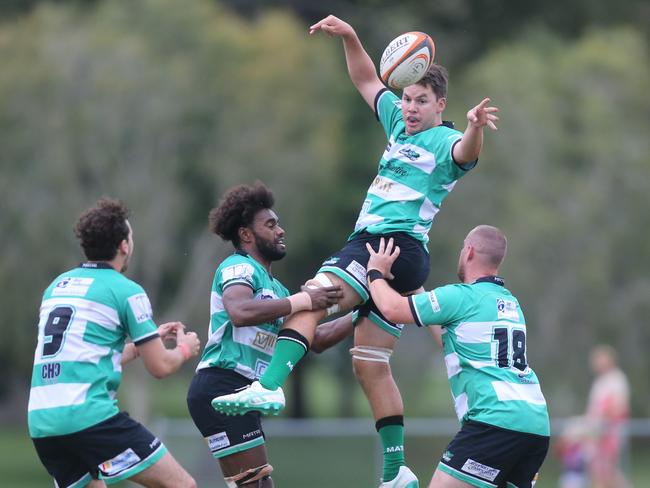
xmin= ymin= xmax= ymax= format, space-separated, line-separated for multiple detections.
xmin=410 ymin=280 xmax=550 ymax=436
xmin=350 ymin=90 xmax=472 ymax=247
xmin=28 ymin=265 xmax=159 ymax=438
xmin=196 ymin=253 xmax=289 ymax=380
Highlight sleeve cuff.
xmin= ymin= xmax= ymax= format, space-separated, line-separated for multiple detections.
xmin=408 ymin=296 xmax=425 ymax=327
xmin=451 ymin=139 xmax=478 ymax=171
xmin=133 ymin=332 xmax=160 ymax=346
xmin=374 ymin=88 xmax=389 ymax=121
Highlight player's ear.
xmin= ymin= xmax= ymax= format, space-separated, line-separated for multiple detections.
xmin=118 ymin=239 xmax=129 ymax=256
xmin=238 ymin=226 xmax=253 ymax=244
xmin=437 ymin=97 xmax=447 ymax=111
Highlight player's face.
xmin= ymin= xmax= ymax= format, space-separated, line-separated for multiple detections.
xmin=251 ymin=209 xmax=286 ymax=262
xmin=401 ymin=84 xmax=446 ymax=135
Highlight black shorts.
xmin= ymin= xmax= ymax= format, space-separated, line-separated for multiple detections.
xmin=318 ymin=231 xmax=429 ymax=337
xmin=187 ymin=367 xmax=266 ymax=459
xmin=438 ymin=420 xmax=549 ymax=488
xmin=32 ymin=412 xmax=167 ymax=487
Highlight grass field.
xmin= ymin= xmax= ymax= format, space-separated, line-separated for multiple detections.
xmin=6 ymin=425 xmax=650 ymax=487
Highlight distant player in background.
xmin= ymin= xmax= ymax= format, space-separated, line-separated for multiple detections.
xmin=364 ymin=226 xmax=550 ymax=488
xmin=212 ymin=14 xmax=499 ymax=488
xmin=28 ymin=198 xmax=201 ymax=488
xmin=586 ymin=345 xmax=631 ymax=488
xmin=186 ymin=182 xmax=351 ymax=488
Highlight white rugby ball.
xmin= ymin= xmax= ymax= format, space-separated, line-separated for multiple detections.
xmin=379 ymin=31 xmax=435 ymax=89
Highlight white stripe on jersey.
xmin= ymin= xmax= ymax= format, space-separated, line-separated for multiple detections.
xmin=444 ymin=352 xmax=461 ymax=378
xmin=418 ymin=196 xmax=440 ymax=221
xmin=234 ymin=363 xmax=256 ymax=380
xmin=455 ymin=321 xmax=526 ymax=344
xmin=41 ymin=297 xmax=120 ymax=330
xmin=491 ymin=381 xmax=547 ymax=405
xmin=210 ymin=292 xmax=224 ymax=315
xmin=28 ymin=382 xmax=90 ymax=411
xmin=354 ymin=212 xmax=385 ymax=231
xmin=383 ymin=136 xmax=438 ymax=174
xmin=367 ymin=175 xmax=425 ymax=202
xmin=453 ymin=392 xmax=469 ymax=421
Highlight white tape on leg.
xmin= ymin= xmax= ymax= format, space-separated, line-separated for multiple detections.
xmin=305 ymin=273 xmax=340 ymax=316
xmin=349 ymin=346 xmax=393 ymax=364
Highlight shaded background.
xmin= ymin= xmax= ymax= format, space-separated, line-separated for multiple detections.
xmin=1 ymin=0 xmax=649 ymax=486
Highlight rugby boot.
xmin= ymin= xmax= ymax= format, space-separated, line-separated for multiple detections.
xmin=211 ymin=380 xmax=285 ymax=416
xmin=379 ymin=466 xmax=419 ymax=488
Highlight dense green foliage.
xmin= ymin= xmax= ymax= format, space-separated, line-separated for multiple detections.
xmin=1 ymin=0 xmax=649 ymax=425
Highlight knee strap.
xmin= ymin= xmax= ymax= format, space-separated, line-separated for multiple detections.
xmin=224 ymin=464 xmax=273 ymax=488
xmin=349 ymin=345 xmax=393 ymax=364
xmin=304 ymin=273 xmax=340 ymax=316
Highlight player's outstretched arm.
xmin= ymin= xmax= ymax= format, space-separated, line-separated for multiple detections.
xmin=453 ymin=98 xmax=500 ymax=164
xmin=365 ymin=238 xmax=416 ymax=324
xmin=223 ymin=283 xmax=343 ymax=327
xmin=311 ymin=312 xmax=354 ymax=353
xmin=309 ymin=15 xmax=385 ymax=109
xmin=120 ymin=322 xmax=185 ymax=366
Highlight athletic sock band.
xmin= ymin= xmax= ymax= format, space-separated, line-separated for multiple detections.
xmin=277 ymin=328 xmax=310 ymax=353
xmin=376 ymin=415 xmax=404 ymax=431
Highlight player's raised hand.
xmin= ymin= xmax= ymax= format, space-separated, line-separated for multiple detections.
xmin=366 ymin=237 xmax=400 ymax=279
xmin=309 ymin=15 xmax=354 ymax=38
xmin=301 ymin=284 xmax=343 ymax=310
xmin=467 ymin=98 xmax=499 ymax=130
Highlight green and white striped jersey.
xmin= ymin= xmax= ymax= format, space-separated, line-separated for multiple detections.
xmin=28 ymin=263 xmax=159 ymax=438
xmin=196 ymin=252 xmax=289 ymax=380
xmin=350 ymin=90 xmax=474 ymax=247
xmin=409 ymin=277 xmax=550 ymax=436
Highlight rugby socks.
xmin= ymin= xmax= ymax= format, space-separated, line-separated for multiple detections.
xmin=376 ymin=415 xmax=406 ymax=482
xmin=259 ymin=329 xmax=309 ymax=390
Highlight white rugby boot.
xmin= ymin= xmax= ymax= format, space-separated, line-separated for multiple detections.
xmin=211 ymin=380 xmax=285 ymax=416
xmin=379 ymin=466 xmax=419 ymax=488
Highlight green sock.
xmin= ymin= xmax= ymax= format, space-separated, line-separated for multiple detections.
xmin=378 ymin=422 xmax=405 ymax=481
xmin=259 ymin=335 xmax=307 ymax=390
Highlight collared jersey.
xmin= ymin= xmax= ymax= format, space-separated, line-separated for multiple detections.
xmin=196 ymin=252 xmax=289 ymax=380
xmin=409 ymin=278 xmax=550 ymax=436
xmin=28 ymin=263 xmax=159 ymax=438
xmin=350 ymin=89 xmax=474 ymax=247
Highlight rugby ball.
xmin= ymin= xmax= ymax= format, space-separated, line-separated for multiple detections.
xmin=379 ymin=32 xmax=435 ymax=89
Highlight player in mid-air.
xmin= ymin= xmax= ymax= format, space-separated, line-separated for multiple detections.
xmin=28 ymin=198 xmax=201 ymax=488
xmin=212 ymin=15 xmax=499 ymax=488
xmin=186 ymin=182 xmax=352 ymax=488
xmin=365 ymin=226 xmax=550 ymax=488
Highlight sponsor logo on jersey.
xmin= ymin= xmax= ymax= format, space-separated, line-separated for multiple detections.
xmin=384 ymin=160 xmax=409 ymax=177
xmin=243 ymin=429 xmax=262 ymax=440
xmin=496 ymin=298 xmax=519 ymax=321
xmin=252 ymin=331 xmax=277 ymax=353
xmin=52 ymin=277 xmax=94 ymax=297
xmin=128 ymin=293 xmax=153 ymax=323
xmin=254 ymin=359 xmax=269 ymax=378
xmin=345 ymin=260 xmax=367 ymax=284
xmin=398 ymin=147 xmax=421 ymax=161
xmin=370 ymin=175 xmax=395 ymax=194
xmin=461 ymin=458 xmax=500 ymax=482
xmin=427 ymin=290 xmax=441 ymax=312
xmin=222 ymin=263 xmax=255 ymax=284
xmin=99 ymin=448 xmax=141 ymax=476
xmin=207 ymin=432 xmax=230 ymax=452
xmin=41 ymin=362 xmax=61 ymax=381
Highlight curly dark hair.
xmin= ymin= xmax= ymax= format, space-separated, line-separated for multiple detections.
xmin=416 ymin=63 xmax=449 ymax=100
xmin=74 ymin=198 xmax=131 ymax=261
xmin=209 ymin=182 xmax=275 ymax=247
